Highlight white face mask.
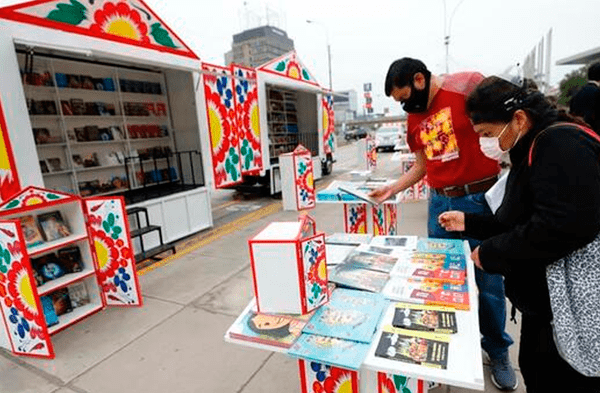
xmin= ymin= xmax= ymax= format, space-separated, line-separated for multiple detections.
xmin=479 ymin=123 xmax=513 ymax=160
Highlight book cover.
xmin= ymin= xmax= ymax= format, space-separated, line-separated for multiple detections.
xmin=416 ymin=238 xmax=464 ymax=255
xmin=370 ymin=235 xmax=418 ymax=250
xmin=57 ymin=246 xmax=84 ymax=273
xmin=392 ymin=302 xmax=457 ymax=334
xmin=390 ymin=252 xmax=466 ymax=284
xmin=362 ymin=244 xmax=395 ymax=255
xmin=343 ymin=250 xmax=399 ymax=273
xmin=84 ymin=125 xmax=100 ymax=141
xmin=40 ymin=296 xmax=59 ymax=327
xmin=303 ymin=288 xmax=387 ymax=343
xmin=67 ymin=282 xmax=90 ymax=308
xmin=19 ymin=215 xmax=45 ymax=248
xmin=32 ymin=253 xmax=65 ymax=282
xmin=70 ymin=98 xmax=85 ymax=116
xmin=288 ymin=333 xmax=371 ymax=370
xmin=72 ymin=154 xmax=84 ymax=168
xmin=51 ymin=288 xmax=73 ymax=316
xmin=338 ymin=183 xmax=388 ymax=205
xmin=33 ymin=128 xmax=51 ymax=144
xmin=329 ymin=264 xmax=389 ymax=293
xmin=38 ymin=211 xmax=71 ymax=241
xmin=325 ymin=232 xmax=373 ymax=246
xmin=325 ymin=244 xmax=356 ymax=266
xmin=382 ymin=277 xmax=470 ymax=310
xmin=228 ymin=301 xmax=311 ymax=349
xmin=47 ymin=157 xmax=62 ymax=172
xmin=39 ymin=160 xmax=50 ymax=174
xmin=375 ymin=326 xmax=450 ymax=369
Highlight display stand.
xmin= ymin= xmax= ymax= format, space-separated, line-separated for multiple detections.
xmin=357 ymin=137 xmax=377 ymax=171
xmin=280 ymin=145 xmax=316 ymax=211
xmin=0 ymin=186 xmax=142 ymax=359
xmin=397 ymin=153 xmax=429 ymax=202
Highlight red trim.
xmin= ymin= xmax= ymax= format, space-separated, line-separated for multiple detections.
xmin=0 ymin=4 xmax=199 ymax=60
xmin=0 ymin=186 xmax=79 ymax=216
xmin=350 ymin=369 xmax=359 ymax=392
xmin=295 ymin=241 xmax=307 ymax=314
xmin=418 ymin=379 xmax=424 ymax=393
xmin=37 ymin=270 xmax=96 ymax=296
xmin=0 ymin=100 xmax=21 ymax=202
xmin=292 ymin=154 xmax=301 ymax=210
xmin=298 ymin=359 xmax=308 ymax=393
xmin=343 ymin=203 xmax=350 ymax=233
xmin=247 ymin=240 xmax=261 ymax=313
xmin=48 ymin=303 xmax=103 ymax=336
xmin=81 ymin=200 xmax=106 ymax=308
xmin=258 ymin=68 xmax=321 ymax=87
xmin=29 ymin=233 xmax=89 ymax=257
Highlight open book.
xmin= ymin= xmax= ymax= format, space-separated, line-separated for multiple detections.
xmin=337 ymin=183 xmax=388 ymax=205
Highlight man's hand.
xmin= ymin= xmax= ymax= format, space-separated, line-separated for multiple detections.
xmin=438 ymin=211 xmax=465 ymax=232
xmin=368 ymin=185 xmax=394 ymax=204
xmin=471 ymin=246 xmax=483 ymax=270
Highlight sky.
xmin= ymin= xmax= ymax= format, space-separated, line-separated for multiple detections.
xmin=1 ymin=0 xmax=599 ymax=115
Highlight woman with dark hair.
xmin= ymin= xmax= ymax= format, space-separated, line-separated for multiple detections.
xmin=438 ymin=76 xmax=600 ymax=392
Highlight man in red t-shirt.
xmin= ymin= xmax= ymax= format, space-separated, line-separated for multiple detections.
xmin=370 ymin=58 xmax=517 ymax=391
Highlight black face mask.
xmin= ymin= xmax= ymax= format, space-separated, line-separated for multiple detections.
xmin=401 ymin=73 xmax=431 ymax=113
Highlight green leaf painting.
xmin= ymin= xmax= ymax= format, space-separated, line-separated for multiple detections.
xmin=47 ymin=0 xmax=87 ymax=26
xmin=150 ymin=23 xmax=178 ymax=48
xmin=302 ymin=69 xmax=310 ymax=81
xmin=275 ymin=61 xmax=286 ymax=72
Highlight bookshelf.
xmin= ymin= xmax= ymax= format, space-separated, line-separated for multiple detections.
xmin=267 ymin=87 xmax=299 ymax=158
xmin=0 ymin=187 xmax=142 ymax=359
xmin=18 ymin=53 xmax=177 ymax=197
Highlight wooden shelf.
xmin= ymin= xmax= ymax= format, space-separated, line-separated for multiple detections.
xmin=48 ymin=302 xmax=104 ymax=336
xmin=37 ymin=268 xmax=96 ymax=296
xmin=28 ymin=233 xmax=89 ymax=257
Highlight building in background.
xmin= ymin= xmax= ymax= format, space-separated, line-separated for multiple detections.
xmin=332 ymin=90 xmax=358 ymax=124
xmin=225 ymin=25 xmax=294 ymax=67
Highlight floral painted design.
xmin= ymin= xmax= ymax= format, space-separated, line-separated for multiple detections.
xmin=0 ymin=187 xmax=71 ymax=213
xmin=372 ymin=205 xmax=385 ymax=236
xmin=343 ymin=204 xmax=367 ymax=234
xmin=322 ymin=95 xmax=335 ymax=154
xmin=203 ymin=65 xmax=242 ymax=188
xmin=294 ymin=150 xmax=315 ymax=210
xmin=232 ymin=66 xmax=262 ymax=174
xmin=377 ymin=372 xmax=424 ymax=393
xmin=258 ymin=51 xmax=319 ymax=86
xmin=386 ymin=204 xmax=398 ymax=235
xmin=302 ymin=235 xmax=327 ymax=312
xmin=0 ymin=221 xmax=51 ymax=357
xmin=367 ymin=137 xmax=377 ymax=170
xmin=0 ymin=0 xmax=194 ymax=58
xmin=301 ymin=360 xmax=358 ymax=393
xmin=85 ymin=198 xmax=140 ymax=306
xmin=0 ymin=108 xmax=20 ymax=204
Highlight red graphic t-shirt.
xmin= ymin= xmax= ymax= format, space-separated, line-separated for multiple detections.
xmin=406 ymin=72 xmax=500 ymax=189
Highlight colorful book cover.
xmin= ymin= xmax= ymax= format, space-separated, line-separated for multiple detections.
xmin=303 ymin=288 xmax=387 ymax=343
xmin=329 ymin=264 xmax=389 ymax=293
xmin=370 ymin=235 xmax=418 ymax=250
xmin=19 ymin=215 xmax=45 ymax=248
xmin=375 ymin=326 xmax=450 ymax=369
xmin=416 ymin=238 xmax=464 ymax=255
xmin=343 ymin=250 xmax=399 ymax=273
xmin=392 ymin=302 xmax=457 ymax=334
xmin=382 ymin=277 xmax=470 ymax=310
xmin=326 ymin=232 xmax=373 ymax=246
xmin=288 ymin=333 xmax=371 ymax=370
xmin=325 ymin=244 xmax=356 ymax=266
xmin=390 ymin=252 xmax=466 ymax=284
xmin=37 ymin=211 xmax=71 ymax=241
xmin=228 ymin=301 xmax=312 ymax=349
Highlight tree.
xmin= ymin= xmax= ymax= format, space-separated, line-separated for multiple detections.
xmin=557 ymin=65 xmax=588 ymax=108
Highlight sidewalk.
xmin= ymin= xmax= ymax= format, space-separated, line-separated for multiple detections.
xmin=1 ymin=189 xmax=524 ymax=393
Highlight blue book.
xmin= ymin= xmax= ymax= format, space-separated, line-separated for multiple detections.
xmin=416 ymin=237 xmax=465 ymax=255
xmin=288 ymin=333 xmax=370 ymax=370
xmin=40 ymin=295 xmax=58 ymax=327
xmin=303 ymin=288 xmax=387 ymax=343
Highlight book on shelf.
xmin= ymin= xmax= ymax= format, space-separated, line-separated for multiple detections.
xmin=57 ymin=246 xmax=84 ymax=273
xmin=39 ymin=160 xmax=50 ymax=174
xmin=325 ymin=232 xmax=373 ymax=246
xmin=80 ymin=75 xmax=94 ymax=90
xmin=72 ymin=154 xmax=84 ymax=168
xmin=37 ymin=210 xmax=71 ymax=241
xmin=84 ymin=125 xmax=100 ymax=141
xmin=370 ymin=235 xmax=419 ymax=250
xmin=33 ymin=128 xmax=51 ymax=144
xmin=342 ymin=250 xmax=399 ymax=273
xmin=390 ymin=252 xmax=466 ymax=284
xmin=98 ymin=128 xmax=113 ymax=141
xmin=288 ymin=333 xmax=371 ymax=370
xmin=84 ymin=102 xmax=98 ymax=116
xmin=82 ymin=153 xmax=100 ymax=167
xmin=228 ymin=300 xmax=312 ymax=349
xmin=303 ymin=288 xmax=387 ymax=343
xmin=329 ymin=263 xmax=389 ymax=293
xmin=70 ymin=98 xmax=85 ymax=116
xmin=46 ymin=157 xmax=63 ymax=172
xmin=67 ymin=282 xmax=90 ymax=308
xmin=19 ymin=215 xmax=45 ymax=248
xmin=51 ymin=288 xmax=73 ymax=316
xmin=31 ymin=253 xmax=65 ymax=283
xmin=110 ymin=125 xmax=124 ymax=140
xmin=40 ymin=295 xmax=59 ymax=327
xmin=67 ymin=74 xmax=81 ymax=89
xmin=382 ymin=277 xmax=470 ymax=310
xmin=374 ymin=325 xmax=450 ymax=369
xmin=391 ymin=302 xmax=457 ymax=334
xmin=60 ymin=100 xmax=74 ymax=116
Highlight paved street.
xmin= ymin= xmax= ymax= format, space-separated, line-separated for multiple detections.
xmin=1 ymin=141 xmax=525 ymax=393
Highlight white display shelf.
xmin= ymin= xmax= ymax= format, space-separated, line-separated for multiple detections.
xmin=37 ymin=268 xmax=96 ymax=296
xmin=70 ymin=140 xmax=128 ymax=147
xmin=28 ymin=233 xmax=89 ymax=257
xmin=75 ymin=164 xmax=125 ymax=172
xmin=129 ymin=137 xmax=171 ymax=143
xmin=119 ymin=91 xmax=166 ymax=99
xmin=63 ymin=115 xmax=120 ymax=121
xmin=36 ymin=142 xmax=67 ymax=148
xmin=56 ymin=87 xmax=117 ymax=96
xmin=43 ymin=169 xmax=73 ymax=177
xmin=30 ymin=115 xmax=60 ymax=121
xmin=48 ymin=302 xmax=104 ymax=335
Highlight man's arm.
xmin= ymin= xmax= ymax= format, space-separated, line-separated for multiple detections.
xmin=369 ymin=150 xmax=427 ymax=203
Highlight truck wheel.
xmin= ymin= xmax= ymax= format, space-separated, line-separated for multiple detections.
xmin=322 ymin=157 xmax=333 ymax=175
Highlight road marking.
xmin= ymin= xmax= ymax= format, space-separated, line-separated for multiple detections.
xmin=225 ymin=204 xmax=262 ymax=212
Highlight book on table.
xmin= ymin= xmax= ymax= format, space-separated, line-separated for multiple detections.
xmin=325 ymin=232 xmax=373 ymax=246
xmin=382 ymin=277 xmax=470 ymax=310
xmin=390 ymin=251 xmax=466 ymax=284
xmin=416 ymin=237 xmax=465 ymax=255
xmin=342 ymin=250 xmax=399 ymax=273
xmin=288 ymin=333 xmax=371 ymax=370
xmin=325 ymin=244 xmax=356 ymax=266
xmin=391 ymin=302 xmax=457 ymax=334
xmin=329 ymin=263 xmax=389 ymax=293
xmin=369 ymin=235 xmax=418 ymax=250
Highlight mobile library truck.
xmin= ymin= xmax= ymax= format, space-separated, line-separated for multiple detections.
xmin=0 ymin=0 xmax=214 ymax=260
xmin=201 ymin=50 xmax=336 ymax=194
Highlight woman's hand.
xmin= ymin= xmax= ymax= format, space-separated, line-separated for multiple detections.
xmin=471 ymin=246 xmax=483 ymax=270
xmin=368 ymin=185 xmax=394 ymax=204
xmin=438 ymin=211 xmax=465 ymax=232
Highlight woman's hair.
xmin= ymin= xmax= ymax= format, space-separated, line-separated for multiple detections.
xmin=466 ymin=76 xmax=586 ymax=129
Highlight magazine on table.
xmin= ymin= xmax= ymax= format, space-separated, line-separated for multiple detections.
xmin=390 ymin=252 xmax=466 ymax=284
xmin=228 ymin=300 xmax=312 ymax=349
xmin=391 ymin=302 xmax=457 ymax=334
xmin=337 ymin=183 xmax=389 ymax=205
xmin=342 ymin=250 xmax=399 ymax=273
xmin=288 ymin=333 xmax=371 ymax=370
xmin=375 ymin=325 xmax=450 ymax=369
xmin=329 ymin=264 xmax=390 ymax=293
xmin=382 ymin=277 xmax=470 ymax=310
xmin=302 ymin=288 xmax=387 ymax=343
xmin=369 ymin=235 xmax=418 ymax=250
xmin=325 ymin=232 xmax=373 ymax=246
xmin=325 ymin=244 xmax=356 ymax=266
xmin=416 ymin=237 xmax=465 ymax=255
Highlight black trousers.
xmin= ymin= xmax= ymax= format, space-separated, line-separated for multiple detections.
xmin=519 ymin=313 xmax=600 ymax=393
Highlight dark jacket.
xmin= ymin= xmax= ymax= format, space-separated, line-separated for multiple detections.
xmin=464 ymin=120 xmax=600 ymax=319
xmin=570 ymin=82 xmax=600 ymax=133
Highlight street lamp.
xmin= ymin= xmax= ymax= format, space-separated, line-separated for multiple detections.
xmin=306 ymin=19 xmax=332 ymax=91
xmin=443 ymin=0 xmax=466 ymax=74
